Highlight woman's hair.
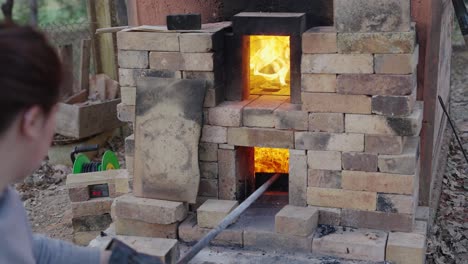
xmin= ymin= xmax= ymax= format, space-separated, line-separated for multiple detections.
xmin=0 ymin=21 xmax=62 ymax=134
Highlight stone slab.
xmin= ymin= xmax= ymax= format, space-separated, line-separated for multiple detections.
xmin=133 ymin=77 xmax=206 ymax=203
xmin=308 ymin=206 xmax=341 ymax=226
xmin=244 ymin=229 xmax=313 ymax=253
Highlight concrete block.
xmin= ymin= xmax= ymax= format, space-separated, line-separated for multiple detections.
xmin=201 ymin=125 xmax=227 ymax=144
xmin=377 ymin=194 xmax=414 ymax=214
xmin=178 ymin=215 xmax=243 ymax=246
xmin=113 ymin=218 xmax=178 ymax=239
xmin=275 ymin=205 xmax=319 ymax=237
xmin=179 ymin=31 xmax=223 ymax=52
xmin=243 ymin=95 xmax=288 ymax=128
xmin=302 ymin=93 xmax=371 ymax=114
xmin=309 ymin=113 xmax=344 ymax=133
xmin=244 ymin=230 xmax=313 ymax=253
xmin=308 ymin=206 xmax=341 ymax=226
xmin=289 ymin=151 xmax=308 ymax=206
xmin=334 ymin=0 xmax=411 ymax=32
xmin=71 ymin=198 xmax=113 ymax=218
xmin=296 ymin=132 xmax=364 ymax=152
xmin=345 ymin=102 xmax=423 ymax=136
xmin=337 ymin=31 xmax=416 ymax=54
xmin=119 ymin=68 xmax=181 ymax=87
xmin=197 ymin=199 xmax=238 ymax=228
xmin=307 ymin=187 xmax=376 ymax=211
xmin=341 ymin=170 xmax=414 ymax=195
xmin=337 ymin=74 xmax=415 ymax=96
xmin=112 ymin=194 xmax=187 ymax=224
xmin=312 ymin=227 xmax=387 ymax=261
xmin=375 ymin=45 xmax=419 ymax=74
xmin=307 ymin=151 xmax=342 ymax=171
xmin=121 ymin=86 xmax=136 ymax=106
xmin=302 ymin=54 xmax=373 ymax=74
xmin=149 ymin=52 xmax=183 ymax=71
xmin=199 ymin=143 xmax=218 ymax=162
xmin=208 ymin=97 xmax=257 ymax=127
xmin=372 ymin=91 xmax=416 ymax=117
xmin=301 ymin=74 xmax=337 ymax=93
xmin=118 ymin=50 xmax=149 ymax=69
xmin=341 ymin=209 xmax=414 ymax=232
xmin=365 ymin=135 xmax=405 ymax=155
xmin=386 ymin=232 xmax=426 ymax=264
xmin=200 ymin=162 xmax=218 ymax=179
xmin=72 ymin=214 xmax=112 ymax=232
xmin=198 ymin=179 xmax=218 ymax=197
xmin=308 ymin=170 xmax=341 ymax=189
xmin=302 ymin=27 xmax=337 ymax=53
xmin=378 ymin=137 xmax=420 ymax=174
xmin=227 ymin=127 xmax=294 ymax=148
xmin=117 ymin=31 xmax=180 ymax=51
xmin=274 ymin=102 xmax=309 ymax=131
xmin=342 ymin=152 xmax=378 ymax=172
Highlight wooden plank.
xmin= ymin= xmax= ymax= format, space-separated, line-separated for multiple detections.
xmin=95 ymin=0 xmax=118 ymax=81
xmin=126 ymin=0 xmax=140 ymax=27
xmin=58 ymin=44 xmax=74 ymax=99
xmin=78 ymin=39 xmax=91 ymax=92
xmin=87 ymin=0 xmax=101 ymax=76
xmin=65 ymin=90 xmax=88 ymax=105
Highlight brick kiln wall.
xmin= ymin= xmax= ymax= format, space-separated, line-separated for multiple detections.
xmin=118 ymin=0 xmax=422 ymax=233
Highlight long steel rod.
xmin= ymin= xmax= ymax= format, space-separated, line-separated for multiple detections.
xmin=177 ymin=173 xmax=281 ymax=264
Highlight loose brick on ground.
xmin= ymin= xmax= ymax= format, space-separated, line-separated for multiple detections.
xmin=386 ymin=232 xmax=426 ymax=264
xmin=275 ymin=205 xmax=319 ymax=237
xmin=114 ymin=218 xmax=178 ymax=239
xmin=197 ymin=199 xmax=238 ymax=229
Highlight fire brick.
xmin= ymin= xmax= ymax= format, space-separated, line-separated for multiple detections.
xmin=365 ymin=135 xmax=406 ymax=155
xmin=125 ymin=134 xmax=135 ymax=156
xmin=341 ymin=209 xmax=414 ymax=232
xmin=120 ymin=86 xmax=136 ymax=106
xmin=200 ymin=162 xmax=218 ymax=179
xmin=302 ymin=27 xmax=337 ymax=54
xmin=337 ymin=74 xmax=415 ymax=96
xmin=307 ymin=151 xmax=342 ymax=171
xmin=274 ymin=102 xmax=309 ymax=131
xmin=149 ymin=52 xmax=183 ymax=71
xmin=201 ymin=125 xmax=227 ymax=144
xmin=307 ymin=170 xmax=342 ymax=189
xmin=341 ymin=152 xmax=378 ymax=172
xmin=117 ymin=31 xmax=180 ymax=51
xmin=243 ymin=95 xmax=288 ymax=128
xmin=243 ymin=230 xmax=313 ymax=253
xmin=208 ymin=96 xmax=257 ymax=127
xmin=302 ymin=93 xmax=371 ymax=114
xmin=289 ymin=150 xmax=308 ymax=206
xmin=307 ymin=187 xmax=377 ymax=211
xmin=377 ymin=194 xmax=415 ymax=214
xmin=337 ymin=30 xmax=416 ymax=54
xmin=179 ymin=31 xmax=224 ymax=53
xmin=301 ymin=74 xmax=337 ymax=93
xmin=341 ymin=170 xmax=414 ymax=195
xmin=275 ymin=205 xmax=319 ymax=237
xmin=119 ymin=68 xmax=181 ymax=87
xmin=378 ymin=137 xmax=420 ymax=174
xmin=182 ymin=53 xmax=218 ymax=71
xmin=295 ymin=132 xmax=364 ymax=152
xmin=301 ymin=54 xmax=373 ymax=74
xmin=218 ymin=148 xmax=252 ymax=200
xmin=71 ymin=198 xmax=114 ymax=218
xmin=118 ymin=50 xmax=149 ymax=69
xmin=307 ymin=206 xmax=341 ymax=226
xmin=197 ymin=199 xmax=238 ymax=229
xmin=371 ymin=91 xmax=416 ymax=117
xmin=114 ymin=218 xmax=179 ymax=239
xmin=199 ymin=143 xmax=218 ymax=162
xmin=197 ymin=179 xmax=218 ymax=197
xmin=68 ymin=186 xmax=90 ymax=202
xmin=117 ymin=103 xmax=135 ymax=123
xmin=375 ymin=45 xmax=419 ymax=74
xmin=309 ymin=113 xmax=344 ymax=133
xmin=386 ymin=232 xmax=427 ymax=264
xmin=227 ymin=127 xmax=294 ymax=149
xmin=334 ymin=0 xmax=411 ymax=32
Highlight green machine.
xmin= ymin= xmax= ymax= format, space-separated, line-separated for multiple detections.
xmin=71 ymin=145 xmax=120 ymax=174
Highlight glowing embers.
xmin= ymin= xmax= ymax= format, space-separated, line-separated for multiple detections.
xmin=249 ymin=35 xmax=291 ymax=96
xmin=254 ymin=147 xmax=289 ymax=174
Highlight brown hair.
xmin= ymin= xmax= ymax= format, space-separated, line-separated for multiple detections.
xmin=0 ymin=22 xmax=62 ymax=134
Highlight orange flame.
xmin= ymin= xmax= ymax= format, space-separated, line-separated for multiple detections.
xmin=254 ymin=147 xmax=289 ymax=174
xmin=249 ymin=35 xmax=290 ymax=94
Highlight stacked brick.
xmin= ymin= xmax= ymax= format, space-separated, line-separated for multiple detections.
xmin=301 ymin=0 xmax=421 ymax=232
xmin=66 ymin=170 xmax=130 ymax=245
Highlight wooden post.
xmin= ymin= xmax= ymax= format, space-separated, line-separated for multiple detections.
xmin=78 ymin=39 xmax=92 ymax=92
xmin=58 ymin=45 xmax=74 ymax=99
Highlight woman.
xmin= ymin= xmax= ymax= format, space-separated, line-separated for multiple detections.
xmin=0 ymin=21 xmax=111 ymax=263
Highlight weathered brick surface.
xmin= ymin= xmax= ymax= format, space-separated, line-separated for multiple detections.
xmin=182 ymin=53 xmax=218 ymax=71
xmin=334 ymin=0 xmax=411 ymax=33
xmin=227 ymin=128 xmax=294 ymax=148
xmin=309 ymin=113 xmax=344 ymax=133
xmin=377 ymin=194 xmax=414 ymax=214
xmin=274 ymin=103 xmax=308 ymax=131
xmin=178 ymin=215 xmax=243 ymax=246
xmin=119 ymin=68 xmax=181 ymax=87
xmin=72 ymin=214 xmax=112 ymax=232
xmin=218 ymin=144 xmax=235 ymax=150
xmin=301 ymin=74 xmax=337 ymax=93
xmin=375 ymin=45 xmax=419 ymax=74
xmin=345 ymin=102 xmax=423 ymax=136
xmin=121 ymin=86 xmax=136 ymax=106
xmin=372 ymin=91 xmax=416 ymax=117
xmin=244 ymin=230 xmax=313 ymax=253
xmin=296 ymin=132 xmax=364 ymax=152
xmin=200 ymin=162 xmax=218 ymax=179
xmin=197 ymin=199 xmax=238 ymax=228
xmin=308 ymin=170 xmax=341 ymax=188
xmin=199 ymin=143 xmax=218 ymax=162
xmin=183 ymin=71 xmax=222 ymax=90
xmin=203 ymin=88 xmax=222 ymax=108
xmin=113 ymin=218 xmax=178 ymax=239
xmin=307 ymin=151 xmax=342 ymax=171
xmin=289 ymin=151 xmax=308 ymax=206
xmin=125 ymin=134 xmax=135 ymax=156
xmin=365 ymin=135 xmax=405 ymax=155
xmin=201 ymin=125 xmax=227 ymax=143
xmin=243 ymin=96 xmax=288 ymax=128
xmin=386 ymin=232 xmax=426 ymax=264
xmin=307 ymin=187 xmax=376 ymax=211
xmin=117 ymin=32 xmax=180 ymax=51
xmin=337 ymin=74 xmax=415 ymax=96
xmin=341 ymin=170 xmax=414 ymax=195
xmin=301 ymin=54 xmax=373 ymax=74
xmin=337 ymin=31 xmax=415 ymax=54
xmin=275 ymin=205 xmax=319 ymax=237
xmin=302 ymin=93 xmax=371 ymax=114
xmin=312 ymin=227 xmax=387 ymax=262
xmin=68 ymin=186 xmax=90 ymax=202
xmin=118 ymin=50 xmax=149 ymax=69
xmin=302 ymin=27 xmax=337 ymax=53
xmin=179 ymin=31 xmax=223 ymax=53
xmin=378 ymin=137 xmax=420 ymax=174
xmin=117 ymin=103 xmax=135 ymax=123
xmin=149 ymin=52 xmax=182 ymax=70
xmin=218 ymin=148 xmax=252 ymax=200
xmin=341 ymin=209 xmax=414 ymax=232
xmin=112 ymin=194 xmax=187 ymax=224
xmin=66 ymin=170 xmax=130 ymax=195
xmin=71 ymin=198 xmax=113 ymax=218
xmin=308 ymin=206 xmax=341 ymax=225
xmin=198 ymin=179 xmax=218 ymax=197
xmin=148 ymin=52 xmax=218 ymax=71
xmin=342 ymin=152 xmax=378 ymax=172
xmin=208 ymin=97 xmax=257 ymax=127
